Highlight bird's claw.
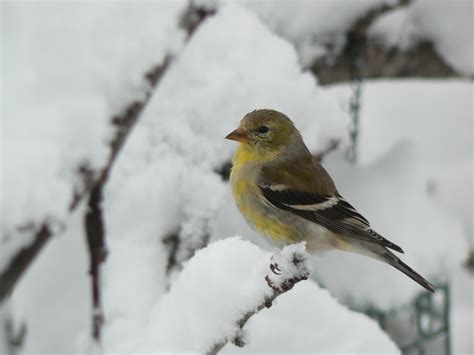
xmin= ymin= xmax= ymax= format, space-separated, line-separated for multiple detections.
xmin=270 ymin=262 xmax=282 ymax=275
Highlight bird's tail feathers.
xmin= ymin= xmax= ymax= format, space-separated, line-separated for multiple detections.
xmin=380 ymin=250 xmax=435 ymax=293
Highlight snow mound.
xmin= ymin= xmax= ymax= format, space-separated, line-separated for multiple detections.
xmin=143 ymin=237 xmax=398 ymax=353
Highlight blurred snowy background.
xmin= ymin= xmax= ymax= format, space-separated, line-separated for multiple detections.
xmin=1 ymin=0 xmax=472 ymax=354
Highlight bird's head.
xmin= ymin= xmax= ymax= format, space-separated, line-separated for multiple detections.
xmin=225 ymin=109 xmax=301 ymax=159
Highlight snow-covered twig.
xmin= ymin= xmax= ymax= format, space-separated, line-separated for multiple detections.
xmin=206 ymin=243 xmax=312 ymax=355
xmin=0 ymin=0 xmax=216 ymax=336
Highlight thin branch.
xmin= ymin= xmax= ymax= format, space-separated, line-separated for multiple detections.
xmin=314 ymin=138 xmax=340 ymax=162
xmin=84 ymin=184 xmax=107 ymax=342
xmin=0 ymin=225 xmax=51 ymax=303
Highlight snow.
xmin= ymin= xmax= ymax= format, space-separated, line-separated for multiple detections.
xmin=1 ymin=0 xmax=186 ymax=266
xmin=323 ymin=79 xmax=472 ymax=353
xmin=368 ymin=7 xmax=418 ymax=50
xmin=241 ymin=0 xmax=473 ymax=75
xmin=329 ymin=80 xmax=473 ymax=246
xmin=244 ymin=0 xmax=391 ymax=66
xmin=144 ymin=237 xmax=398 ymax=353
xmin=314 ymin=143 xmax=467 ymax=309
xmin=451 ymin=266 xmax=474 ymax=355
xmin=3 ymin=207 xmax=90 ymax=354
xmin=369 ymin=0 xmax=474 ymax=75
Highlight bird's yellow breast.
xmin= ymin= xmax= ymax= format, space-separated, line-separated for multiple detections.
xmin=231 ymin=145 xmax=294 ymax=243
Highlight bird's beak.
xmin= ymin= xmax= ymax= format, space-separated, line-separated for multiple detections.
xmin=225 ymin=127 xmax=250 ymax=144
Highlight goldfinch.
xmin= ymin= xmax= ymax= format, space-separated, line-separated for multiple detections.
xmin=226 ymin=109 xmax=435 ymax=293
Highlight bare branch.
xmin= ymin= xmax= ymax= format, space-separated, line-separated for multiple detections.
xmin=0 ymin=225 xmax=51 ymax=303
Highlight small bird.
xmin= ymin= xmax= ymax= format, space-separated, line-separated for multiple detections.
xmin=226 ymin=109 xmax=434 ymax=292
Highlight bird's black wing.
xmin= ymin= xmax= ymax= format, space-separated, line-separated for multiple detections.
xmin=259 ymin=184 xmax=404 ymax=253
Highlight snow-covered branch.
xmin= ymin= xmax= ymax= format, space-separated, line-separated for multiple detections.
xmin=137 ymin=238 xmax=397 ymax=353
xmin=79 ymin=3 xmax=215 ymax=342
xmin=1 ymin=0 xmax=216 ymax=343
xmin=206 ymin=243 xmax=312 ymax=355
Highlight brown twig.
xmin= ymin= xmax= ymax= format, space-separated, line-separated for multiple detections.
xmin=84 ymin=184 xmax=107 ymax=341
xmin=0 ymin=225 xmax=51 ymax=303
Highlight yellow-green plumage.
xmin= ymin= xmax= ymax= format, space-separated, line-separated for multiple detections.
xmin=231 ymin=143 xmax=295 ymax=244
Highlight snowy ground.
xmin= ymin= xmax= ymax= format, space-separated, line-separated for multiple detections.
xmin=1 ymin=1 xmax=472 ymax=354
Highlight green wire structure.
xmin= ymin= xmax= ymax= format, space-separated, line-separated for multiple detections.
xmin=346 ymin=31 xmax=362 ymax=164
xmin=366 ymin=284 xmax=451 ymax=355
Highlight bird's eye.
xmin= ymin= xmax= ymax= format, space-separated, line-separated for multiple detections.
xmin=257 ymin=126 xmax=269 ymax=134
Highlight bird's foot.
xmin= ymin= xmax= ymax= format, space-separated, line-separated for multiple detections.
xmin=269 ymin=257 xmax=282 ymax=275
xmin=265 ymin=245 xmax=312 ymax=293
